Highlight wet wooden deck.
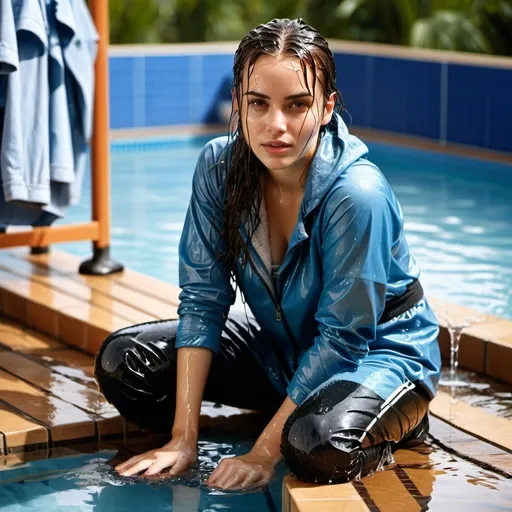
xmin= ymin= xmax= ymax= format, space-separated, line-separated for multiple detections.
xmin=0 ymin=248 xmax=511 ymax=511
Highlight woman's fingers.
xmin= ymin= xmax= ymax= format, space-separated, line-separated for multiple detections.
xmin=239 ymin=470 xmax=264 ymax=490
xmin=143 ymin=453 xmax=178 ymax=476
xmin=119 ymin=457 xmax=155 ymax=476
xmin=115 ymin=451 xmax=151 ymax=473
xmin=207 ymin=459 xmax=234 ymax=487
xmin=211 ymin=461 xmax=241 ymax=488
xmin=167 ymin=455 xmax=192 ymax=477
xmin=221 ymin=468 xmax=251 ymax=489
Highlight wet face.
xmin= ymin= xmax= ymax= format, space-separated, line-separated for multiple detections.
xmin=236 ymin=54 xmax=335 ymax=174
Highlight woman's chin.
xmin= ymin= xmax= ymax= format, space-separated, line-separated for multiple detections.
xmin=258 ymin=156 xmax=294 ymax=172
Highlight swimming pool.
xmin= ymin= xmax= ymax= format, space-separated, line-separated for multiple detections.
xmin=60 ymin=134 xmax=512 ymax=320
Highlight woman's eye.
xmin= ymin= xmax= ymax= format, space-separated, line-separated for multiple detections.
xmin=291 ymin=101 xmax=308 ymax=109
xmin=250 ymin=100 xmax=266 ymax=108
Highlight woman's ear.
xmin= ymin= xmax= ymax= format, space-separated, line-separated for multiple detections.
xmin=321 ymin=92 xmax=336 ymax=126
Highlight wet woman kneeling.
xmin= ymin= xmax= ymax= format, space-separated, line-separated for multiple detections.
xmin=95 ymin=18 xmax=441 ymax=490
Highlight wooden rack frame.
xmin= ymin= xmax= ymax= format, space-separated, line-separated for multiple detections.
xmin=0 ymin=1 xmax=122 ymax=274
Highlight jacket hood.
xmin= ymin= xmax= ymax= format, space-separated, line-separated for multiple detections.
xmin=302 ymin=112 xmax=369 ymax=216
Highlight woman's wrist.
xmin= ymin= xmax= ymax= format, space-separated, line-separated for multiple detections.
xmin=171 ymin=425 xmax=199 ymax=443
xmin=250 ymin=433 xmax=284 ymax=464
xmin=248 ymin=444 xmax=282 ymax=466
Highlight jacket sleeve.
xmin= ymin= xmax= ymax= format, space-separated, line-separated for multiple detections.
xmin=287 ymin=165 xmax=400 ymax=404
xmin=176 ymin=139 xmax=235 ymax=353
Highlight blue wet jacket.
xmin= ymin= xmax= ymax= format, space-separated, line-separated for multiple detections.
xmin=176 ymin=114 xmax=441 ymax=405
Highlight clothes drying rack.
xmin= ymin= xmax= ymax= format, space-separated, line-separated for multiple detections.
xmin=0 ymin=1 xmax=123 ymax=275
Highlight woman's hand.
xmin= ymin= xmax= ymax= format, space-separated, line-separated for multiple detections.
xmin=206 ymin=450 xmax=277 ymax=490
xmin=115 ymin=436 xmax=197 ymax=477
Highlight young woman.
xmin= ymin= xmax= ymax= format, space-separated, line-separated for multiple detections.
xmin=95 ymin=18 xmax=441 ymax=490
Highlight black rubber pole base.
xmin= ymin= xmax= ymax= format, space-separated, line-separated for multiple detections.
xmin=79 ymin=246 xmax=124 ymax=275
xmin=30 ymin=246 xmax=50 ymax=255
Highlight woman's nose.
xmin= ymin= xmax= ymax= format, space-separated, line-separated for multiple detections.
xmin=267 ymin=108 xmax=286 ymax=133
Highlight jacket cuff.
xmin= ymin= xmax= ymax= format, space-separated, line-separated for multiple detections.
xmin=175 ymin=314 xmax=223 ymax=353
xmin=286 ymin=379 xmax=312 ymax=406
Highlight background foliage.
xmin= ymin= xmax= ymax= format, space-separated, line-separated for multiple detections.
xmin=107 ymin=0 xmax=512 ymax=56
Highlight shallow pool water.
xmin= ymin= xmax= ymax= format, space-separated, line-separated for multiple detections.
xmin=1 ymin=440 xmax=511 ymax=511
xmin=58 ymin=135 xmax=512 ymax=321
xmin=0 ymin=438 xmax=286 ymax=511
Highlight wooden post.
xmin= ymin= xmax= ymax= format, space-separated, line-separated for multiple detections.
xmin=90 ymin=0 xmax=111 ymax=249
xmin=79 ymin=0 xmax=123 ymax=274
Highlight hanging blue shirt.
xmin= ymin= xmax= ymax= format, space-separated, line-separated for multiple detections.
xmin=0 ymin=0 xmax=97 ymax=226
xmin=0 ymin=0 xmax=50 ymax=205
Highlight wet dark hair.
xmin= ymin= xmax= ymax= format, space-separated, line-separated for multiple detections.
xmin=219 ymin=18 xmax=345 ymax=275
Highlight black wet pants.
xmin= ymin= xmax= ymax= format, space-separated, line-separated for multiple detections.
xmin=94 ymin=311 xmax=430 ymax=484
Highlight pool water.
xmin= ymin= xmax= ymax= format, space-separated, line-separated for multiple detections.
xmin=0 ymin=438 xmax=286 ymax=511
xmin=60 ymin=134 xmax=512 ymax=321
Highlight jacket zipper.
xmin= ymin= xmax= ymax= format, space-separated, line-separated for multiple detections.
xmin=239 ymin=236 xmax=301 ymax=358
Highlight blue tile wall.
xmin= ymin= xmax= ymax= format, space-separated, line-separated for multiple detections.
xmin=370 ymin=57 xmax=441 ymax=140
xmin=334 ymin=53 xmax=370 ymax=126
xmin=447 ymin=64 xmax=512 ymax=152
xmin=109 ymin=57 xmax=134 ymax=129
xmin=107 ymin=51 xmax=511 ymax=152
xmin=144 ymin=56 xmax=190 ymax=126
xmin=201 ymin=54 xmax=233 ymax=124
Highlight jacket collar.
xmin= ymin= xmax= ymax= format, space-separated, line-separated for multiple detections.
xmin=301 ymin=113 xmax=369 ymax=217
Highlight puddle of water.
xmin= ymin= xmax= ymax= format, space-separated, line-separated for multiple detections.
xmin=438 ymin=367 xmax=512 ymax=419
xmin=393 ymin=446 xmax=512 ymax=511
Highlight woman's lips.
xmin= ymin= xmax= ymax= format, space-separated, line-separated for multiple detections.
xmin=262 ymin=143 xmax=292 ymax=156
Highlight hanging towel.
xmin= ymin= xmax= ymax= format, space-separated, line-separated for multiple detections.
xmin=0 ymin=0 xmax=97 ymax=227
xmin=0 ymin=0 xmax=50 ymax=205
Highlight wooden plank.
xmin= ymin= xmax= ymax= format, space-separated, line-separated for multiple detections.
xmin=0 ymin=320 xmax=65 ymax=352
xmin=24 ymin=349 xmax=95 ymax=387
xmin=0 ymin=258 xmax=159 ymax=324
xmin=16 ymin=249 xmax=181 ymax=306
xmin=0 ymin=351 xmax=117 ymax=419
xmin=2 ymin=249 xmax=177 ymax=320
xmin=29 ymin=348 xmax=94 ymax=368
xmin=429 ymin=415 xmax=512 ymax=477
xmin=0 ymin=348 xmax=123 ymax=440
xmin=0 ymin=403 xmax=48 ymax=453
xmin=0 ymin=267 xmax=132 ymax=354
xmin=0 ymin=223 xmax=99 ymax=248
xmin=0 ymin=369 xmax=95 ymax=443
